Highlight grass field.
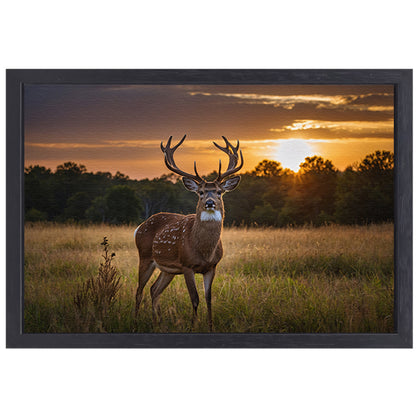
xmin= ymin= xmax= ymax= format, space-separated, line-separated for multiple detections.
xmin=24 ymin=222 xmax=394 ymax=333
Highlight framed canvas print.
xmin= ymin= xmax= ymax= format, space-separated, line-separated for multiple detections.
xmin=6 ymin=69 xmax=412 ymax=348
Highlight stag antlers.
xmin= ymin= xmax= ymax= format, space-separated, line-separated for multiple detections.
xmin=161 ymin=135 xmax=244 ymax=182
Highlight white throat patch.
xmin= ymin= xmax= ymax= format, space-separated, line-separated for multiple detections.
xmin=200 ymin=210 xmax=222 ymax=222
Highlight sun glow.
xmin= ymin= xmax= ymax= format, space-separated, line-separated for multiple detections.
xmin=275 ymin=139 xmax=315 ymax=172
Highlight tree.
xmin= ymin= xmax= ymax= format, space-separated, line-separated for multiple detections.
xmin=357 ymin=150 xmax=394 ymax=173
xmin=335 ymin=151 xmax=394 ymax=224
xmin=223 ymin=174 xmax=266 ymax=225
xmin=86 ymin=196 xmax=107 ymax=223
xmin=299 ymin=156 xmax=337 ymax=174
xmin=53 ymin=162 xmax=88 ymax=215
xmin=137 ymin=177 xmax=182 ymax=219
xmin=55 ymin=161 xmax=87 ymax=175
xmin=250 ymin=202 xmax=279 ymax=226
xmin=24 ymin=165 xmax=55 ymax=220
xmin=105 ymin=185 xmax=142 ymax=224
xmin=113 ymin=171 xmax=130 ymax=184
xmin=64 ymin=192 xmax=91 ymax=221
xmin=252 ymin=160 xmax=283 ymax=177
xmin=246 ymin=160 xmax=294 ymax=226
xmin=282 ymin=156 xmax=338 ymax=225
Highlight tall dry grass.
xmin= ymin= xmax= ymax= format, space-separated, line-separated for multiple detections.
xmin=24 ymin=222 xmax=394 ymax=333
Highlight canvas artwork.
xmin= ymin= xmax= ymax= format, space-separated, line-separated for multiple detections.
xmin=23 ymin=83 xmax=394 ymax=334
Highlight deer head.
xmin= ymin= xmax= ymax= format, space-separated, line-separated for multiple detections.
xmin=161 ymin=135 xmax=243 ymax=221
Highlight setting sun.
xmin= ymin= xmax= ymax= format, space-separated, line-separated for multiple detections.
xmin=275 ymin=139 xmax=315 ymax=172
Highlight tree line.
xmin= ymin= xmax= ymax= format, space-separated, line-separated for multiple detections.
xmin=24 ymin=150 xmax=394 ymax=227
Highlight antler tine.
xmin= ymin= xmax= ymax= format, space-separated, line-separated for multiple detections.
xmin=193 ymin=161 xmax=203 ymax=182
xmin=213 ymin=139 xmax=228 ymax=153
xmin=160 ymin=135 xmax=203 ymax=183
xmin=222 ymin=136 xmax=240 ymax=153
xmin=215 ymin=137 xmax=239 ymax=165
xmin=172 ymin=134 xmax=186 ymax=151
xmin=161 ymin=135 xmax=186 ymax=153
xmin=160 ymin=136 xmax=171 ymax=152
xmin=214 ymin=137 xmax=244 ymax=182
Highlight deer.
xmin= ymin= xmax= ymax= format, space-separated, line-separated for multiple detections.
xmin=134 ymin=135 xmax=243 ymax=331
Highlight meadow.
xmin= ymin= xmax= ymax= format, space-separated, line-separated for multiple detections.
xmin=24 ymin=223 xmax=394 ymax=333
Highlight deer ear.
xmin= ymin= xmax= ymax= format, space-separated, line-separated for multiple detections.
xmin=221 ymin=176 xmax=241 ymax=192
xmin=182 ymin=177 xmax=200 ymax=192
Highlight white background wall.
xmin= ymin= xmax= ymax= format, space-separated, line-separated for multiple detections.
xmin=0 ymin=1 xmax=414 ymax=415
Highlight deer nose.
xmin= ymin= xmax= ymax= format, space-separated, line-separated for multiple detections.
xmin=205 ymin=199 xmax=215 ymax=209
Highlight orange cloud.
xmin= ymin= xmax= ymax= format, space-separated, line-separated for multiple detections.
xmin=270 ymin=119 xmax=394 ymax=135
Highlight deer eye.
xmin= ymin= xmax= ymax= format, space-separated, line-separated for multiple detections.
xmin=217 ymin=191 xmax=222 ymax=196
xmin=199 ymin=191 xmax=204 ymax=196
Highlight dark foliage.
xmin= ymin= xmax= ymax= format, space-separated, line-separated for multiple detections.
xmin=335 ymin=151 xmax=394 ymax=224
xmin=24 ymin=151 xmax=394 ymax=226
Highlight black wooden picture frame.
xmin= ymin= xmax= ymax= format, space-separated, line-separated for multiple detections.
xmin=6 ymin=69 xmax=412 ymax=348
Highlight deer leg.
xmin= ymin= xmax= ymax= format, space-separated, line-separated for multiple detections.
xmin=203 ymin=268 xmax=216 ymax=332
xmin=135 ymin=259 xmax=156 ymax=313
xmin=183 ymin=269 xmax=199 ymax=325
xmin=150 ymin=271 xmax=175 ymax=324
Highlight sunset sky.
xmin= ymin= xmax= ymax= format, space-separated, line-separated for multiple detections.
xmin=24 ymin=84 xmax=394 ymax=179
